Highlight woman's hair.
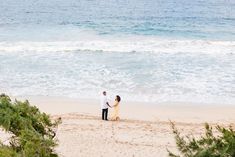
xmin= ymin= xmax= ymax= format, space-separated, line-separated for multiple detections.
xmin=116 ymin=95 xmax=121 ymax=102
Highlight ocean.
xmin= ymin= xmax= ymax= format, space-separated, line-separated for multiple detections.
xmin=0 ymin=0 xmax=235 ymax=104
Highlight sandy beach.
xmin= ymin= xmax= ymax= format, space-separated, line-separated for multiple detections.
xmin=1 ymin=96 xmax=233 ymax=157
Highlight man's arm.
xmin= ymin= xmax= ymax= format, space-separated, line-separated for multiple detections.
xmin=106 ymin=102 xmax=112 ymax=108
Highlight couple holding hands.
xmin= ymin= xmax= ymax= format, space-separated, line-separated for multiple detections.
xmin=100 ymin=91 xmax=121 ymax=121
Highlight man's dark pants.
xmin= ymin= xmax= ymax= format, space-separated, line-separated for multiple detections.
xmin=102 ymin=108 xmax=108 ymax=120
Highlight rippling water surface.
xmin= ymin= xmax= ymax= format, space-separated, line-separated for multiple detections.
xmin=0 ymin=0 xmax=235 ymax=104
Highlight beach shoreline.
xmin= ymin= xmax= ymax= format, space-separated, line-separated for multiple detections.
xmin=13 ymin=95 xmax=235 ymax=123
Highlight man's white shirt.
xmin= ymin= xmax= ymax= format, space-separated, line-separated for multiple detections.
xmin=100 ymin=95 xmax=109 ymax=109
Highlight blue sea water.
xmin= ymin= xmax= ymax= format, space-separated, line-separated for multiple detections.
xmin=0 ymin=0 xmax=235 ymax=104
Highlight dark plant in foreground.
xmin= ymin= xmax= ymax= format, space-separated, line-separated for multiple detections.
xmin=168 ymin=121 xmax=235 ymax=157
xmin=0 ymin=94 xmax=61 ymax=157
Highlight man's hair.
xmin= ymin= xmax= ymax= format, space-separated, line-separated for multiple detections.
xmin=103 ymin=91 xmax=106 ymax=95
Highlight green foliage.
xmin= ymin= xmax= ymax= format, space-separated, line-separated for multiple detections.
xmin=168 ymin=121 xmax=235 ymax=157
xmin=0 ymin=94 xmax=61 ymax=157
xmin=0 ymin=143 xmax=17 ymax=157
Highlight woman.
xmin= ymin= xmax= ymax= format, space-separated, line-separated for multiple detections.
xmin=111 ymin=95 xmax=121 ymax=121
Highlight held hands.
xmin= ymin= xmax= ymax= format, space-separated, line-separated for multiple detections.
xmin=107 ymin=102 xmax=112 ymax=108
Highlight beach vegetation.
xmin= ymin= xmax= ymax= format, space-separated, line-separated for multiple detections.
xmin=168 ymin=122 xmax=235 ymax=157
xmin=0 ymin=93 xmax=61 ymax=157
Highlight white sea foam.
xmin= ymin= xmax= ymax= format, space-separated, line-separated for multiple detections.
xmin=0 ymin=30 xmax=234 ymax=105
xmin=0 ymin=40 xmax=234 ymax=104
xmin=0 ymin=37 xmax=234 ymax=54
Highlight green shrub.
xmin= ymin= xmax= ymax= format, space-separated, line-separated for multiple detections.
xmin=168 ymin=122 xmax=235 ymax=157
xmin=0 ymin=143 xmax=17 ymax=157
xmin=0 ymin=94 xmax=61 ymax=157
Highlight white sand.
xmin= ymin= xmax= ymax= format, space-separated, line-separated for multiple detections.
xmin=2 ymin=96 xmax=235 ymax=157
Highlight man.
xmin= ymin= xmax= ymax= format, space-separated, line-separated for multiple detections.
xmin=100 ymin=91 xmax=111 ymax=120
